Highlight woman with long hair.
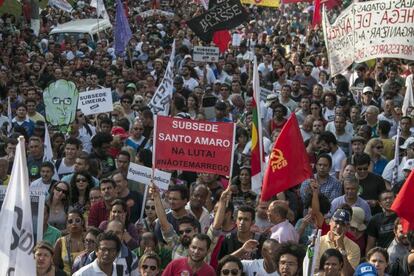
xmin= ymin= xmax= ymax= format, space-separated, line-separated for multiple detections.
xmin=136 ymin=199 xmax=158 ymax=234
xmin=53 ymin=209 xmax=85 ymax=275
xmin=187 ymin=93 xmax=200 ymax=120
xmin=69 ymin=171 xmax=94 ymax=214
xmin=364 ymin=138 xmax=388 ymax=176
xmin=47 ymin=181 xmax=71 ymax=230
xmin=98 ymin=199 xmax=140 ymax=250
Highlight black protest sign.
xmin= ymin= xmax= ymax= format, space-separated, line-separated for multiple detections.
xmin=187 ymin=0 xmax=248 ymax=42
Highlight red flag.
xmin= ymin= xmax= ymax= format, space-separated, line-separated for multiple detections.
xmin=312 ymin=0 xmax=321 ymax=27
xmin=213 ymin=30 xmax=231 ymax=53
xmin=391 ymin=170 xmax=414 ymax=232
xmin=261 ymin=113 xmax=312 ymax=201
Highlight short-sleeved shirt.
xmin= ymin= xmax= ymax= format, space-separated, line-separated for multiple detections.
xmin=162 ymin=257 xmax=215 ymax=276
xmin=242 ymin=259 xmax=280 ymax=276
xmin=366 ymin=212 xmax=397 ymax=248
xmin=358 ymin=172 xmax=386 ymax=214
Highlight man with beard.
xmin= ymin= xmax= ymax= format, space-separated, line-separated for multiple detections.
xmin=298 ymin=62 xmax=318 ymax=92
xmin=89 ymin=132 xmax=116 ymax=177
xmin=88 ymin=179 xmax=117 ymax=227
xmin=150 ymin=182 xmax=225 ymax=259
xmin=162 ymin=234 xmax=215 ymax=275
xmin=388 ymin=218 xmax=410 ymax=267
xmin=274 ymin=242 xmax=306 ymax=276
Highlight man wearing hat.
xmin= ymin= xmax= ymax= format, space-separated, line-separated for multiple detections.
xmin=354 ymin=262 xmax=378 ymax=276
xmin=392 ymin=158 xmax=414 ymax=194
xmin=361 ymin=87 xmax=379 ymax=115
xmin=382 ymin=137 xmax=414 ymax=185
xmin=150 ymin=58 xmax=164 ymax=81
xmin=211 ymin=101 xmax=232 ymax=123
xmin=316 ymin=208 xmax=360 ymax=275
xmin=349 ymin=206 xmax=368 ymax=255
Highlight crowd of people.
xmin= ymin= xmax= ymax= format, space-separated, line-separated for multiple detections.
xmin=1 ymin=0 xmax=414 ymax=275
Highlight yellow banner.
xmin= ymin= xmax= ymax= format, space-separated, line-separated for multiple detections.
xmin=241 ymin=0 xmax=280 ymax=8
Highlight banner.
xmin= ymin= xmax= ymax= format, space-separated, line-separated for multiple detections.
xmin=323 ymin=0 xmax=414 ymax=76
xmin=49 ymin=0 xmax=73 ymax=12
xmin=193 ymin=46 xmax=220 ymax=62
xmin=127 ymin=163 xmax=171 ymax=190
xmin=138 ymin=9 xmax=175 ymax=18
xmin=241 ymin=0 xmax=279 ymax=8
xmin=153 ymin=116 xmax=236 ymax=176
xmin=43 ymin=79 xmax=79 ymax=127
xmin=187 ymin=0 xmax=248 ymax=42
xmin=78 ymin=88 xmax=113 ymax=116
xmin=0 ymin=137 xmax=36 ymax=275
xmin=148 ymin=40 xmax=176 ymax=116
xmin=90 ymin=0 xmax=109 ymax=18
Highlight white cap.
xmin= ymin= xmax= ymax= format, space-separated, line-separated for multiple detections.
xmin=401 ymin=137 xmax=414 ymax=149
xmin=403 ymin=159 xmax=414 ymax=171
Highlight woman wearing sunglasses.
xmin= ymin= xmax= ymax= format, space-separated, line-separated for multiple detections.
xmin=47 ymin=182 xmax=71 ymax=230
xmin=136 ymin=199 xmax=158 ymax=235
xmin=53 ymin=209 xmax=85 ymax=275
xmin=217 ymin=255 xmax=244 ymax=276
xmin=69 ymin=171 xmax=94 ymax=214
xmin=139 ymin=252 xmax=161 ymax=276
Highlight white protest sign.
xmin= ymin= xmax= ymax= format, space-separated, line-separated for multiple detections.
xmin=323 ymin=0 xmax=414 ymax=76
xmin=232 ymin=33 xmax=241 ymax=47
xmin=193 ymin=46 xmax=220 ymax=62
xmin=127 ymin=162 xmax=171 ymax=190
xmin=78 ymin=88 xmax=113 ymax=116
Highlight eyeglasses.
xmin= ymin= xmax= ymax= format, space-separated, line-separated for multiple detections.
xmin=221 ymin=269 xmax=240 ymax=275
xmin=356 ymin=166 xmax=369 ymax=171
xmin=142 ymin=265 xmax=157 ymax=271
xmin=76 ymin=178 xmax=87 ymax=182
xmin=84 ymin=239 xmax=96 ymax=244
xmin=178 ymin=228 xmax=193 ymax=235
xmin=67 ymin=217 xmax=82 ymax=224
xmin=55 ymin=186 xmax=68 ymax=194
xmin=145 ymin=206 xmax=155 ymax=210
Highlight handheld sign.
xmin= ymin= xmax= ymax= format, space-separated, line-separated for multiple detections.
xmin=78 ymin=88 xmax=113 ymax=116
xmin=153 ymin=116 xmax=236 ymax=176
xmin=193 ymin=46 xmax=220 ymax=62
xmin=127 ymin=163 xmax=171 ymax=191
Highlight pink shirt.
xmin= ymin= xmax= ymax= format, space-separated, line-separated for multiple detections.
xmin=270 ymin=219 xmax=299 ymax=243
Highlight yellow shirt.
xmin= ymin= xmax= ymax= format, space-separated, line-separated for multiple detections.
xmin=315 ymin=233 xmax=361 ymax=271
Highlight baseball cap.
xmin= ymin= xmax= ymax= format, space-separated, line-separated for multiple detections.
xmin=111 ymin=127 xmax=129 ymax=139
xmin=126 ymin=83 xmax=137 ymax=90
xmin=362 ymin=86 xmax=373 ymax=94
xmin=354 ymin=262 xmax=377 ymax=276
xmin=265 ymin=94 xmax=279 ymax=107
xmin=403 ymin=159 xmax=414 ymax=171
xmin=184 ymin=54 xmax=192 ymax=60
xmin=332 ymin=209 xmax=351 ymax=224
xmin=401 ymin=137 xmax=414 ymax=149
xmin=350 ymin=207 xmax=366 ymax=231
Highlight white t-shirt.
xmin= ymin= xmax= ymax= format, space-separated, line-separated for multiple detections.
xmin=242 ymin=259 xmax=280 ymax=276
xmin=330 ymin=147 xmax=346 ymax=176
xmin=57 ymin=158 xmax=75 ymax=178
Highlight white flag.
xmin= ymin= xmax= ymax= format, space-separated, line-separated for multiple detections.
xmin=7 ymin=97 xmax=12 ymax=133
xmin=48 ymin=0 xmax=73 ymax=13
xmin=90 ymin=0 xmax=109 ymax=19
xmin=148 ymin=40 xmax=176 ymax=116
xmin=0 ymin=136 xmax=36 ymax=275
xmin=403 ymin=77 xmax=414 ymax=116
xmin=43 ymin=124 xmax=54 ymax=162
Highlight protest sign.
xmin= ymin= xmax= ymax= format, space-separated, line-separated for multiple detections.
xmin=323 ymin=0 xmax=414 ymax=76
xmin=0 ymin=186 xmax=45 ymax=243
xmin=78 ymin=88 xmax=113 ymax=116
xmin=43 ymin=79 xmax=79 ymax=127
xmin=241 ymin=0 xmax=280 ymax=8
xmin=154 ymin=116 xmax=236 ymax=176
xmin=127 ymin=162 xmax=171 ymax=190
xmin=187 ymin=0 xmax=248 ymax=42
xmin=148 ymin=40 xmax=176 ymax=116
xmin=193 ymin=46 xmax=220 ymax=62
xmin=48 ymin=0 xmax=73 ymax=12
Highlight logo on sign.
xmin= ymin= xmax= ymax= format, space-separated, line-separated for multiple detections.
xmin=270 ymin=148 xmax=287 ymax=172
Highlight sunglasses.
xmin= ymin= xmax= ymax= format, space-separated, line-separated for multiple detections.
xmin=68 ymin=217 xmax=82 ymax=224
xmin=55 ymin=186 xmax=68 ymax=194
xmin=145 ymin=206 xmax=155 ymax=210
xmin=141 ymin=265 xmax=157 ymax=271
xmin=221 ymin=269 xmax=240 ymax=275
xmin=178 ymin=228 xmax=193 ymax=235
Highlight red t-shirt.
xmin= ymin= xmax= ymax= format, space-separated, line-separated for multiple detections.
xmin=162 ymin=257 xmax=216 ymax=276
